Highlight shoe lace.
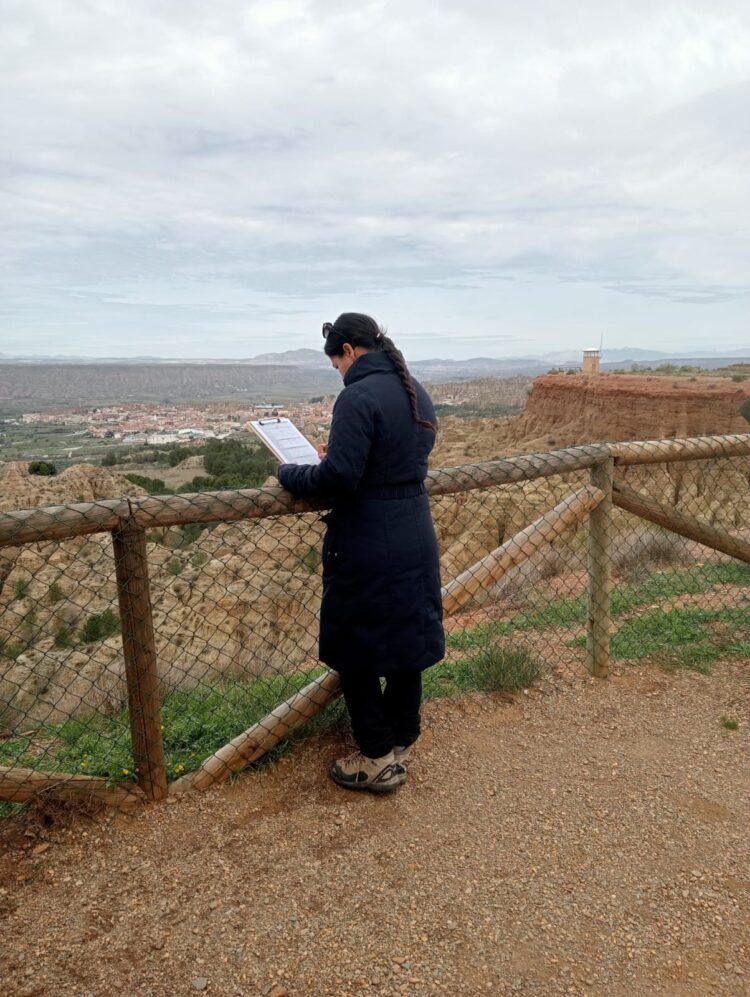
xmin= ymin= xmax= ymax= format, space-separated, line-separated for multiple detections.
xmin=342 ymin=750 xmax=365 ymax=766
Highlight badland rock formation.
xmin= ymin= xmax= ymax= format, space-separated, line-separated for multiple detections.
xmin=432 ymin=372 xmax=750 ymax=465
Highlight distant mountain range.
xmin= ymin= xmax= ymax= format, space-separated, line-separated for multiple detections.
xmin=2 ymin=346 xmax=749 ymax=362
xmin=241 ymin=347 xmax=749 ymax=380
xmin=1 ymin=348 xmax=748 ymax=415
xmin=3 ymin=345 xmax=747 ymax=378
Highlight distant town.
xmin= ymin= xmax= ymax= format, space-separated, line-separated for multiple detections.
xmin=9 ymin=399 xmax=337 ymax=447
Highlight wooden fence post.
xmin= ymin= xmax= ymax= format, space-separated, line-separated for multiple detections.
xmin=587 ymin=458 xmax=614 ymax=678
xmin=112 ymin=517 xmax=168 ymax=801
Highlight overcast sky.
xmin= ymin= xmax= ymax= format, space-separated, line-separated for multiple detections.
xmin=2 ymin=1 xmax=749 ymax=360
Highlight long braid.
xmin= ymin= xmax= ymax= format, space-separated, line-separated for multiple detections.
xmin=381 ymin=335 xmax=437 ymax=434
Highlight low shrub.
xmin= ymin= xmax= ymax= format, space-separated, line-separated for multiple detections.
xmin=466 ymin=646 xmax=544 ymax=692
xmin=613 ymin=530 xmax=685 ymax=581
xmin=28 ymin=460 xmax=57 ymax=476
xmin=79 ymin=609 xmax=120 ymax=644
xmin=14 ymin=578 xmax=30 ymax=600
xmin=53 ymin=624 xmax=74 ymax=649
xmin=47 ymin=582 xmax=64 ymax=604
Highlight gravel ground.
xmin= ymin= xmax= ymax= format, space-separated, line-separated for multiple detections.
xmin=1 ymin=660 xmax=749 ymax=997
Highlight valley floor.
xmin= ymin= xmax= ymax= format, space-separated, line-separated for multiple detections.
xmin=1 ymin=658 xmax=749 ymax=997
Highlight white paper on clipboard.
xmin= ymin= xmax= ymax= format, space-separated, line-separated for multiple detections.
xmin=250 ymin=418 xmax=321 ymax=466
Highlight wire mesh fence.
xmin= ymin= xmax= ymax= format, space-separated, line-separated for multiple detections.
xmin=1 ymin=434 xmax=749 ymax=813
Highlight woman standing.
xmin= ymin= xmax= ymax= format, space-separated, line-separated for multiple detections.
xmin=277 ymin=313 xmax=444 ymax=793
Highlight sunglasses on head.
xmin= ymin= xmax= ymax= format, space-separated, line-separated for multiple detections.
xmin=321 ymin=322 xmax=334 ymax=339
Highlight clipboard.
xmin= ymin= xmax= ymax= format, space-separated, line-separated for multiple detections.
xmin=250 ymin=417 xmax=321 ymax=466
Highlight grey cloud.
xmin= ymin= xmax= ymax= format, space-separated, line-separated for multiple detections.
xmin=1 ymin=0 xmax=749 ymax=357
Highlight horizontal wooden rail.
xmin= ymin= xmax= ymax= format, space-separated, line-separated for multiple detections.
xmin=1 ymin=436 xmax=748 ymax=550
xmin=611 ymin=433 xmax=750 ymax=466
xmin=0 ymin=499 xmax=123 ymax=548
xmin=0 ymin=443 xmax=610 ymax=548
xmin=0 ymin=433 xmax=750 ymax=547
xmin=424 ymin=444 xmax=610 ymax=496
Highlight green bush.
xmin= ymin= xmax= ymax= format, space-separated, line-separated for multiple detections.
xmin=101 ymin=451 xmax=119 ymax=466
xmin=47 ymin=582 xmax=64 ymax=604
xmin=123 ymin=473 xmax=172 ymax=496
xmin=80 ymin=609 xmax=120 ymax=644
xmin=0 ymin=638 xmax=26 ymax=660
xmin=301 ymin=546 xmax=322 ymax=573
xmin=14 ymin=578 xmax=29 ymax=600
xmin=167 ymin=447 xmax=193 ymax=467
xmin=22 ymin=608 xmax=38 ymax=641
xmin=166 ymin=558 xmax=183 ymax=576
xmin=175 ymin=522 xmax=205 ymax=547
xmin=613 ymin=530 xmax=683 ymax=581
xmin=174 ymin=439 xmax=276 ymax=493
xmin=28 ymin=460 xmax=57 ymax=476
xmin=741 ymin=399 xmax=750 ymax=425
xmin=201 ymin=438 xmax=276 ymax=486
xmin=53 ymin=624 xmax=74 ymax=649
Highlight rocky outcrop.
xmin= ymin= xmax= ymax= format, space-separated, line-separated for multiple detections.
xmin=0 ymin=461 xmax=147 ymax=513
xmin=505 ymin=373 xmax=750 ymax=449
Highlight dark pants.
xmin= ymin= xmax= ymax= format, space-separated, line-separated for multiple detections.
xmin=338 ymin=669 xmax=422 ymax=759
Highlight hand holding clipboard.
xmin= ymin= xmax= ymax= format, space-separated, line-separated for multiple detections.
xmin=250 ymin=418 xmax=322 ymax=466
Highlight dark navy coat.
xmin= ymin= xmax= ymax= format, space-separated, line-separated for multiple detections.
xmin=277 ymin=351 xmax=444 ymax=676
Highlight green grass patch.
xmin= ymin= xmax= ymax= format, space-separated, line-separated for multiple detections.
xmin=13 ymin=578 xmax=30 ymax=600
xmin=2 ymin=558 xmax=745 ymax=815
xmin=610 ymin=606 xmax=750 ymax=673
xmin=0 ymin=638 xmax=27 ymax=660
xmin=0 ymin=645 xmax=545 ymax=804
xmin=445 ymin=619 xmax=514 ymax=651
xmin=0 ymin=801 xmax=24 ymax=819
xmin=53 ymin=624 xmax=74 ymax=649
xmin=720 ymin=716 xmax=739 ymax=731
xmin=612 ymin=562 xmax=750 ymax=615
xmin=47 ymin=582 xmax=64 ymax=605
xmin=445 ymin=595 xmax=587 ymax=651
xmin=446 ymin=561 xmax=750 ymax=653
xmin=0 ymin=668 xmax=339 ymax=786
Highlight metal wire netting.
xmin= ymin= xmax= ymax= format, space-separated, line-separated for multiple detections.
xmin=1 ymin=435 xmax=749 ymax=812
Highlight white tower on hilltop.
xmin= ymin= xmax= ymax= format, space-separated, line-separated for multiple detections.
xmin=582 ymin=348 xmax=600 ymax=375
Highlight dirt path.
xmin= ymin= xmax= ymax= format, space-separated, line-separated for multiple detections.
xmin=2 ymin=660 xmax=749 ymax=997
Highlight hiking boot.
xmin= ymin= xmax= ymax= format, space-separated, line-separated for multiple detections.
xmin=329 ymin=750 xmax=406 ymax=793
xmin=393 ymin=745 xmax=413 ymax=768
